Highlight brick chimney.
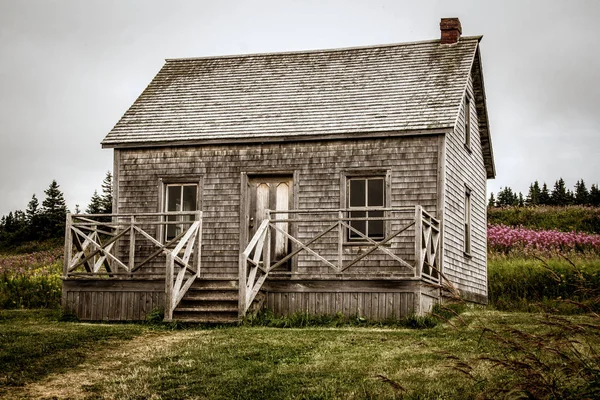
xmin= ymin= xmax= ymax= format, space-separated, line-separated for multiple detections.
xmin=440 ymin=18 xmax=462 ymax=44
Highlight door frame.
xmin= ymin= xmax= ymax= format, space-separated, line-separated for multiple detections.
xmin=240 ymin=170 xmax=299 ymax=274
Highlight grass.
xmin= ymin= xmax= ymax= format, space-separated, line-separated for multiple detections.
xmin=488 ymin=254 xmax=600 ymax=312
xmin=2 ymin=308 xmax=598 ymax=399
xmin=0 ymin=309 xmax=148 ymax=393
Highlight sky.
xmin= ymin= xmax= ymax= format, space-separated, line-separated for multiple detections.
xmin=0 ymin=0 xmax=599 ymax=216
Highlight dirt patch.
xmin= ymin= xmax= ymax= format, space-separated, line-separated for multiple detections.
xmin=9 ymin=330 xmax=202 ymax=400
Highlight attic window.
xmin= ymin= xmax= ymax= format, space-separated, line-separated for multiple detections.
xmin=464 ymin=95 xmax=471 ymax=150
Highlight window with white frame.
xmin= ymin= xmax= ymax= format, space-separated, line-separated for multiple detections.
xmin=347 ymin=177 xmax=385 ymax=240
xmin=464 ymin=188 xmax=472 ymax=254
xmin=464 ymin=95 xmax=471 ymax=150
xmin=165 ymin=183 xmax=198 ymax=241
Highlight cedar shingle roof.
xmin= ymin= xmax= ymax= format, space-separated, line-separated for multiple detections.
xmin=102 ymin=36 xmax=493 ymax=177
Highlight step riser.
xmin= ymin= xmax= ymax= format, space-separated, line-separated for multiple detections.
xmin=191 ymin=280 xmax=238 ymax=290
xmin=173 ymin=311 xmax=238 ymax=321
xmin=177 ymin=302 xmax=238 ymax=312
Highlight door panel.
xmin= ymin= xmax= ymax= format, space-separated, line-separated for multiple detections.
xmin=247 ymin=176 xmax=293 ymax=267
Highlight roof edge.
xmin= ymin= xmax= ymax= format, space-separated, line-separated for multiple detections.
xmin=101 ymin=128 xmax=453 ymax=149
xmin=164 ymin=35 xmax=484 ymax=62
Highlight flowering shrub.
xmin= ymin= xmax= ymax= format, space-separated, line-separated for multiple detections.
xmin=0 ymin=248 xmax=63 ymax=308
xmin=488 ymin=224 xmax=600 ymax=255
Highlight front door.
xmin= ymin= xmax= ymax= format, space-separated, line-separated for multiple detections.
xmin=247 ymin=176 xmax=293 ymax=268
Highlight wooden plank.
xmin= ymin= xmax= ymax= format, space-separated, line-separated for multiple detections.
xmin=315 ymin=292 xmax=323 ymax=315
xmin=127 ymin=292 xmax=135 ymax=320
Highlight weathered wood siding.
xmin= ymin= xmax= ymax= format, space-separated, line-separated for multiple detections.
xmin=442 ymin=71 xmax=488 ymax=302
xmin=263 ymin=280 xmax=436 ymax=320
xmin=62 ymin=280 xmax=164 ymax=321
xmin=117 ymin=136 xmax=440 ymax=278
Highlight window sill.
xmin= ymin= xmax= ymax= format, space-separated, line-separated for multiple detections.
xmin=344 ymin=241 xmax=391 ymax=247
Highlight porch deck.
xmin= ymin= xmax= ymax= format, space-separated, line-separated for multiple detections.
xmin=62 ymin=206 xmax=441 ymax=322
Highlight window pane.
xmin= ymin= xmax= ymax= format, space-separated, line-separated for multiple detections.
xmin=167 ymin=186 xmax=181 ymax=212
xmin=182 ymin=186 xmax=197 ymax=212
xmin=349 ymin=211 xmax=366 ymax=239
xmin=368 ymin=179 xmax=384 ymax=207
xmin=166 ymin=215 xmax=177 ymax=240
xmin=349 ymin=179 xmax=365 ymax=207
xmin=368 ymin=210 xmax=384 ymax=238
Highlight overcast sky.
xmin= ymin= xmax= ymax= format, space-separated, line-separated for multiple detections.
xmin=1 ymin=0 xmax=599 ymax=216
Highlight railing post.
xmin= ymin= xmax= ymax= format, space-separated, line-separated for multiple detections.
xmin=338 ymin=210 xmax=344 ymax=271
xmin=265 ymin=210 xmax=271 ymax=273
xmin=239 ymin=250 xmax=247 ymax=318
xmin=63 ymin=213 xmax=73 ymax=278
xmin=414 ymin=205 xmax=423 ymax=278
xmin=128 ymin=215 xmax=135 ymax=272
xmin=196 ymin=211 xmax=202 ymax=278
xmin=165 ymin=253 xmax=174 ymax=321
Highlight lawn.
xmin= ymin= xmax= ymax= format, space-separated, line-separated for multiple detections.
xmin=2 ymin=308 xmax=599 ymax=399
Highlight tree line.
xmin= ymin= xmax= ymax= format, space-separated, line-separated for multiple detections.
xmin=0 ymin=172 xmax=113 ymax=247
xmin=489 ymin=178 xmax=600 ymax=207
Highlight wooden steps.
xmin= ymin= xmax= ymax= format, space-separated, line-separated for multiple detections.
xmin=172 ymin=279 xmax=239 ymax=323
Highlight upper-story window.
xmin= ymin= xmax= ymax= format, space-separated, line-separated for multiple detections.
xmin=464 ymin=95 xmax=471 ymax=150
xmin=347 ymin=177 xmax=385 ymax=240
xmin=464 ymin=187 xmax=472 ymax=255
xmin=165 ymin=183 xmax=198 ymax=241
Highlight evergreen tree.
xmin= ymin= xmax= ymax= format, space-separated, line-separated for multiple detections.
xmin=41 ymin=180 xmax=68 ymax=238
xmin=25 ymin=194 xmax=42 ymax=239
xmin=590 ymin=184 xmax=600 ymax=207
xmin=551 ymin=178 xmax=569 ymax=206
xmin=100 ymin=171 xmax=113 ymax=214
xmin=488 ymin=192 xmax=496 ymax=207
xmin=518 ymin=192 xmax=524 ymax=207
xmin=26 ymin=194 xmax=39 ymax=222
xmin=496 ymin=187 xmax=519 ymax=207
xmin=574 ymin=179 xmax=589 ymax=205
xmin=525 ymin=181 xmax=541 ymax=206
xmin=74 ymin=204 xmax=81 ymax=214
xmin=86 ymin=190 xmax=103 ymax=214
xmin=539 ymin=183 xmax=551 ymax=205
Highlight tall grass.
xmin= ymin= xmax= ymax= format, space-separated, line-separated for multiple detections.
xmin=488 ymin=205 xmax=600 ymax=234
xmin=488 ymin=254 xmax=600 ymax=312
xmin=0 ymin=248 xmax=63 ymax=309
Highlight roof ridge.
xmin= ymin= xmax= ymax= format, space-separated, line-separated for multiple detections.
xmin=165 ymin=35 xmax=483 ymax=62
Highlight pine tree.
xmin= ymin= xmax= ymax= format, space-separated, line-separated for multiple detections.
xmin=539 ymin=183 xmax=551 ymax=205
xmin=74 ymin=204 xmax=81 ymax=214
xmin=26 ymin=194 xmax=39 ymax=222
xmin=496 ymin=187 xmax=519 ymax=207
xmin=86 ymin=190 xmax=103 ymax=214
xmin=574 ymin=179 xmax=589 ymax=205
xmin=25 ymin=194 xmax=42 ymax=239
xmin=518 ymin=192 xmax=524 ymax=207
xmin=525 ymin=181 xmax=541 ymax=206
xmin=488 ymin=192 xmax=496 ymax=207
xmin=41 ymin=180 xmax=68 ymax=238
xmin=590 ymin=184 xmax=600 ymax=207
xmin=551 ymin=178 xmax=568 ymax=206
xmin=100 ymin=171 xmax=113 ymax=214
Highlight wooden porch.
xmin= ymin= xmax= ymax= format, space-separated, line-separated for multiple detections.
xmin=62 ymin=206 xmax=441 ymax=322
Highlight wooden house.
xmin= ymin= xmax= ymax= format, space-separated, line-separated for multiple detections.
xmin=62 ymin=18 xmax=495 ymax=323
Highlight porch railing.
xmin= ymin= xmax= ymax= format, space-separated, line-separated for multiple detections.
xmin=239 ymin=205 xmax=440 ymax=316
xmin=63 ymin=211 xmax=203 ymax=321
